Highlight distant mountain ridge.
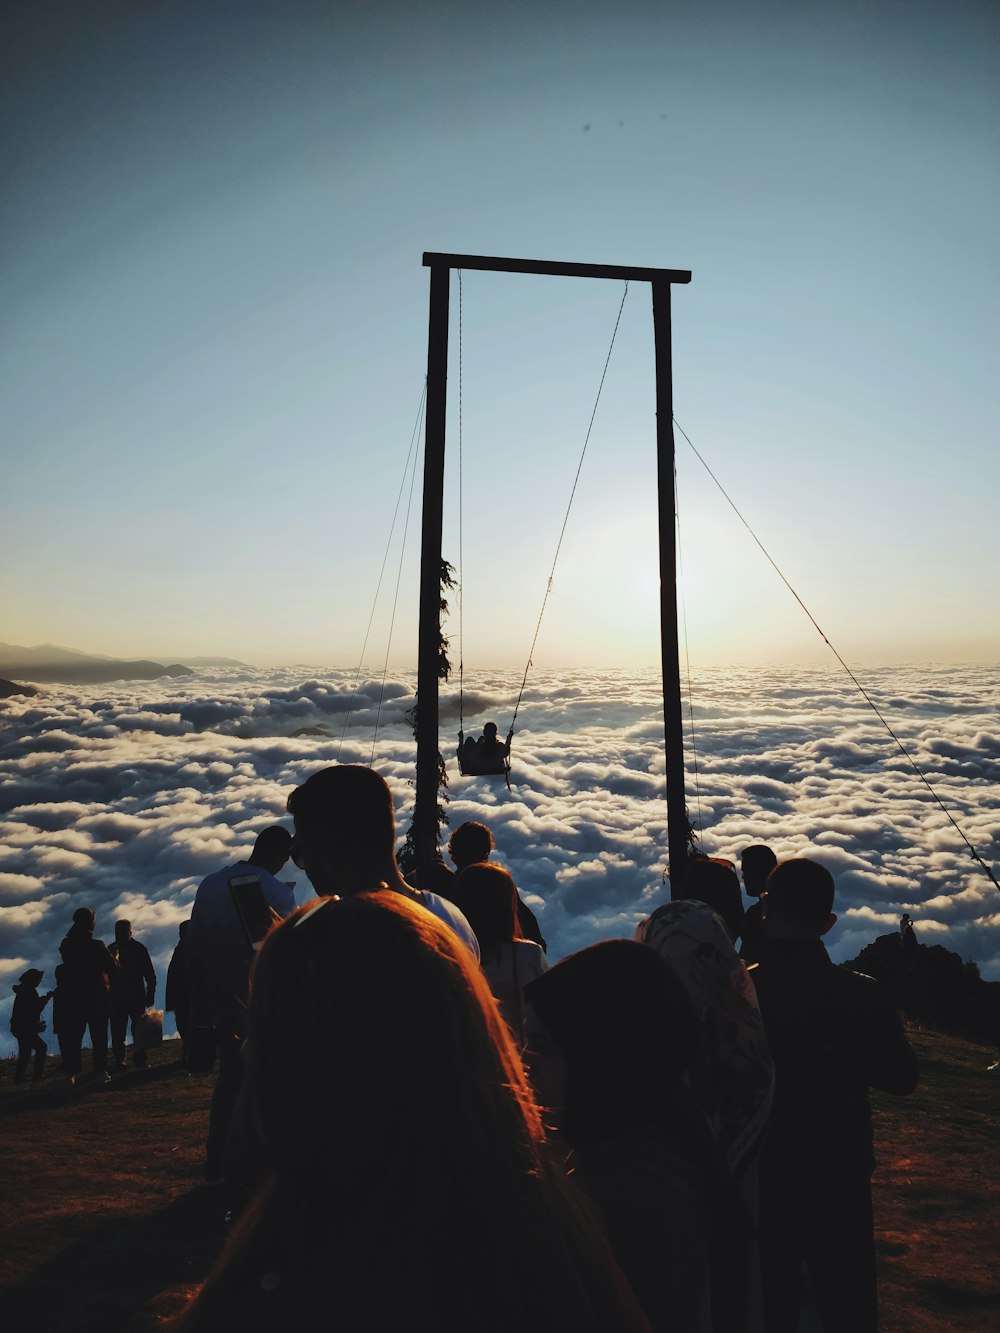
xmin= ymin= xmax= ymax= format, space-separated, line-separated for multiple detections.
xmin=158 ymin=655 xmax=251 ymax=668
xmin=0 ymin=642 xmax=197 ymax=684
xmin=0 ymin=678 xmax=38 ymax=698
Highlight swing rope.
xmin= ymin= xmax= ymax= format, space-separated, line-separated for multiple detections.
xmin=369 ymin=392 xmax=424 ymax=764
xmin=509 ymin=281 xmax=630 ymax=733
xmin=673 ymin=415 xmax=1000 ymax=894
xmin=338 ymin=380 xmax=426 ymax=761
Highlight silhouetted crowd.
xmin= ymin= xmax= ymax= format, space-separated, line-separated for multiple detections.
xmin=10 ymin=912 xmax=158 ymax=1087
xmin=9 ymin=764 xmax=921 ymax=1332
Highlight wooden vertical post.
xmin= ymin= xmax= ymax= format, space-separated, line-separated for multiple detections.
xmin=651 ymin=279 xmax=690 ymax=891
xmin=413 ymin=262 xmax=450 ymax=859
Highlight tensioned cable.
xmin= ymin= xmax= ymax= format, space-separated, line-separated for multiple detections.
xmin=510 ymin=282 xmax=630 ymax=729
xmin=370 ymin=398 xmax=424 ymax=765
xmin=674 ymin=459 xmax=703 ymax=837
xmin=458 ymin=269 xmax=465 ymax=737
xmin=336 ymin=381 xmax=426 ymax=761
xmin=673 ymin=416 xmax=1000 ymax=893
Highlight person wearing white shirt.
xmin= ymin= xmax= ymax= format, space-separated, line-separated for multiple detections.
xmin=285 ymin=765 xmax=479 ymax=962
xmin=189 ymin=825 xmax=296 ymax=1181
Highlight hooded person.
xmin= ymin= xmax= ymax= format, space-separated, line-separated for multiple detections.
xmin=524 ymin=940 xmax=726 ymax=1333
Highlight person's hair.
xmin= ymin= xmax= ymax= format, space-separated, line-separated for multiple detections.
xmin=674 ymin=857 xmax=745 ymax=942
xmin=115 ymin=919 xmax=131 ymax=935
xmin=286 ymin=766 xmax=394 ymax=851
xmin=177 ymin=893 xmax=621 ymax=1331
xmin=765 ymin=858 xmax=835 ymax=927
xmin=741 ymin=844 xmax=777 ymax=893
xmin=525 ymin=940 xmax=700 ymax=1149
xmin=252 ymin=825 xmax=293 ymax=859
xmin=483 ymin=721 xmax=499 ymax=735
xmin=72 ymin=907 xmax=95 ymax=929
xmin=453 ymin=862 xmax=520 ymax=962
xmin=448 ymin=820 xmax=494 ymax=867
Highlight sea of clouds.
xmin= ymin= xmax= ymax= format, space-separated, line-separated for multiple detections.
xmin=1 ymin=664 xmax=998 ymax=1056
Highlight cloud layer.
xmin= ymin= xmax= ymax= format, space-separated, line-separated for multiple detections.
xmin=1 ymin=664 xmax=997 ymax=1055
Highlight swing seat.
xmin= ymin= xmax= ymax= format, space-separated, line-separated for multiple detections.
xmin=458 ymin=754 xmax=511 ymax=778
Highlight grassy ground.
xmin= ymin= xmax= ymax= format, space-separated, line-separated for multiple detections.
xmin=0 ymin=1029 xmax=997 ymax=1330
xmin=871 ymin=1029 xmax=999 ymax=1332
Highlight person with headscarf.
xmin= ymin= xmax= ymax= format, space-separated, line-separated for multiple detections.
xmin=637 ymin=898 xmax=775 ymax=1330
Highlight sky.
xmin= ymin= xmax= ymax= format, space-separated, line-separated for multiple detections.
xmin=2 ymin=0 xmax=998 ymax=670
xmin=1 ymin=662 xmax=997 ymax=1056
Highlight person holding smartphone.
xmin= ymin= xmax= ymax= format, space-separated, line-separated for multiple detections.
xmin=189 ymin=825 xmax=296 ymax=1182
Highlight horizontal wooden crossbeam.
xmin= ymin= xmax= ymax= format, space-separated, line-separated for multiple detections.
xmin=422 ymin=252 xmax=691 ymax=284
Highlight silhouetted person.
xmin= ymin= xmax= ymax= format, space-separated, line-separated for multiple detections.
xmin=899 ymin=913 xmax=918 ymax=957
xmin=448 ymin=819 xmax=546 ymax=951
xmin=454 ymin=862 xmax=548 ymax=1046
xmin=50 ymin=964 xmax=74 ymax=1083
xmin=477 ymin=720 xmax=510 ymax=768
xmin=175 ymin=894 xmax=648 ymax=1332
xmin=741 ymin=844 xmax=777 ymax=897
xmin=457 ymin=720 xmax=512 ymax=775
xmin=166 ymin=920 xmax=193 ymax=1066
xmin=11 ymin=968 xmax=52 ymax=1083
xmin=189 ymin=826 xmax=296 ymax=1182
xmin=739 ymin=843 xmax=777 ymax=963
xmin=109 ymin=918 xmax=157 ymax=1069
xmin=525 ymin=940 xmax=720 ymax=1333
xmin=408 ymin=852 xmax=456 ymax=898
xmin=285 ymin=765 xmax=478 ymax=957
xmin=674 ymin=856 xmax=745 ymax=945
xmin=458 ymin=731 xmax=479 ymax=769
xmin=448 ymin=819 xmax=495 ymax=872
xmin=638 ymin=899 xmax=774 ymax=1331
xmin=753 ymin=858 xmax=919 ymax=1333
xmin=58 ymin=906 xmax=116 ymax=1084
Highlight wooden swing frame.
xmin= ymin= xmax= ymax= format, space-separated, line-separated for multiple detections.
xmin=412 ymin=252 xmax=692 ymax=881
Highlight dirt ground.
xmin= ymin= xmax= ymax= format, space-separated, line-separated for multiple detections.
xmin=0 ymin=1029 xmax=997 ymax=1330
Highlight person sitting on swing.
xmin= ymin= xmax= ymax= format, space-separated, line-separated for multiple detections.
xmin=458 ymin=721 xmax=512 ymax=775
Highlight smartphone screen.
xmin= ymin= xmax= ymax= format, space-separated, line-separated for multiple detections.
xmin=229 ymin=874 xmax=276 ymax=949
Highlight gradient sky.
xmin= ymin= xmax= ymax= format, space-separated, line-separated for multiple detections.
xmin=3 ymin=0 xmax=997 ymax=669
